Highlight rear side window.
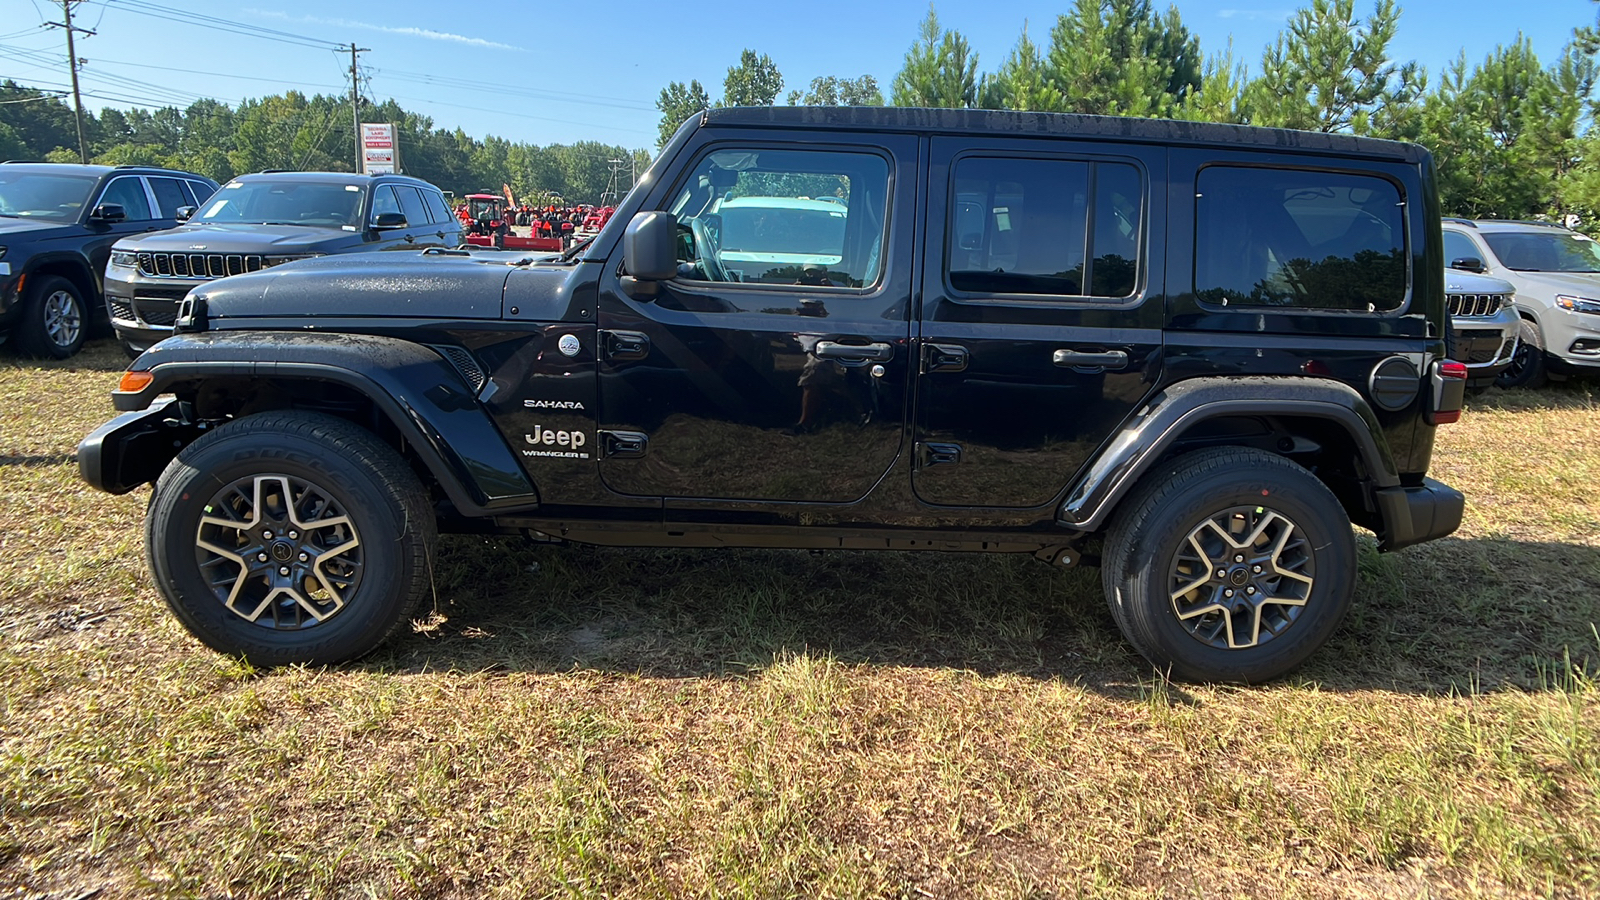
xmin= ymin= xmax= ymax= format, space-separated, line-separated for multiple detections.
xmin=187 ymin=180 xmax=215 ymax=204
xmin=394 ymin=185 xmax=430 ymax=227
xmin=947 ymin=157 xmax=1144 ymax=299
xmin=147 ymin=177 xmax=189 ymax=218
xmin=1194 ymin=166 xmax=1406 ymax=311
xmin=422 ymin=190 xmax=453 ymax=226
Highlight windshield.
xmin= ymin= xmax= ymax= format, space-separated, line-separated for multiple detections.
xmin=720 ymin=205 xmax=846 ymax=256
xmin=1483 ymin=231 xmax=1600 ymax=273
xmin=0 ymin=172 xmax=98 ymax=221
xmin=196 ymin=181 xmax=365 ymax=227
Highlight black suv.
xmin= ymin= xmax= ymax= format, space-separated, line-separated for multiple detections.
xmin=0 ymin=162 xmax=218 ymax=358
xmin=106 ymin=171 xmax=462 ymax=354
xmin=78 ymin=108 xmax=1467 ymax=682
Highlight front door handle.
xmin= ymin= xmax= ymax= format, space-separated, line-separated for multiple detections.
xmin=814 ymin=341 xmax=893 ymax=361
xmin=1053 ymin=349 xmax=1129 ymax=370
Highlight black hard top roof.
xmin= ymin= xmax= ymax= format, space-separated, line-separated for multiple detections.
xmin=703 ymin=107 xmax=1427 ymax=163
xmin=232 ymin=170 xmax=438 ymax=189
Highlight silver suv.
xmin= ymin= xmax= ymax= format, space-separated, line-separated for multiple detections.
xmin=1444 ymin=268 xmax=1519 ymax=389
xmin=1442 ymin=218 xmax=1600 ymax=388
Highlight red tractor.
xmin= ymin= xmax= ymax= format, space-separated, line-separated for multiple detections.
xmin=461 ymin=193 xmax=561 ymax=252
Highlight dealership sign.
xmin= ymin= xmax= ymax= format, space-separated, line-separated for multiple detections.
xmin=361 ymin=123 xmax=398 ymax=175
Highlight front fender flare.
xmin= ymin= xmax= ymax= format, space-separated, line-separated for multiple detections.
xmin=108 ymin=331 xmax=536 ymax=515
xmin=1060 ymin=376 xmax=1400 ymax=532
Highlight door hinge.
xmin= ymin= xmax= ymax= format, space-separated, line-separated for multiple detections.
xmin=600 ymin=430 xmax=648 ymax=459
xmin=921 ymin=343 xmax=968 ymax=374
xmin=600 ymin=330 xmax=650 ymax=361
xmin=917 ymin=441 xmax=962 ymax=467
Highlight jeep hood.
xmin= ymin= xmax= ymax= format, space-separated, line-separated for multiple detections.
xmin=117 ymin=222 xmax=360 ymax=253
xmin=197 ymin=250 xmax=575 ymax=322
xmin=0 ymin=216 xmax=70 ymax=238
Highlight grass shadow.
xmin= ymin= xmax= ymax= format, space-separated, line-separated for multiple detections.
xmin=364 ymin=532 xmax=1600 ymax=698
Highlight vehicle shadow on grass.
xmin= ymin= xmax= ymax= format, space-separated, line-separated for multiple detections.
xmin=363 ymin=532 xmax=1600 ymax=698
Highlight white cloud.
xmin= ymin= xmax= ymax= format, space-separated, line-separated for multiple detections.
xmin=247 ymin=9 xmax=524 ymax=51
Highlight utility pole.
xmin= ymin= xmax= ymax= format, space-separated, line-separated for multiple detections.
xmin=344 ymin=42 xmax=370 ymax=172
xmin=45 ymin=0 xmax=93 ymax=164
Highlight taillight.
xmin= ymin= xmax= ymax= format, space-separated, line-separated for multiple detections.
xmin=1429 ymin=360 xmax=1468 ymax=425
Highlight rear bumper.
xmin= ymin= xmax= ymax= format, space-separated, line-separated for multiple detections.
xmin=1374 ymin=478 xmax=1465 ymax=552
xmin=77 ymin=398 xmax=199 ymax=494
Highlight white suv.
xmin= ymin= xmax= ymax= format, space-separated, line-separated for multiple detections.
xmin=1442 ymin=218 xmax=1600 ymax=388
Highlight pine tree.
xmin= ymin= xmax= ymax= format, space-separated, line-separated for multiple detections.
xmin=889 ymin=5 xmax=980 ymax=108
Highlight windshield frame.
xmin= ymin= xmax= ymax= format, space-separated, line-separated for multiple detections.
xmin=193 ymin=180 xmax=368 ymax=229
xmin=0 ymin=171 xmax=100 ymax=222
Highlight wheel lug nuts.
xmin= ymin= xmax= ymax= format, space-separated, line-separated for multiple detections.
xmin=278 ymin=566 xmax=290 ymax=576
xmin=262 ymin=530 xmax=274 ymax=539
xmin=288 ymin=531 xmax=298 ymax=540
xmin=1215 ymin=569 xmax=1226 ymax=579
xmin=1233 ymin=554 xmax=1244 ymax=563
xmin=1252 ymin=565 xmax=1262 ymax=574
xmin=1224 ymin=588 xmax=1235 ymax=598
xmin=298 ymin=552 xmax=309 ymax=562
xmin=1247 ymin=586 xmax=1257 ymax=595
xmin=257 ymin=553 xmax=268 ymax=563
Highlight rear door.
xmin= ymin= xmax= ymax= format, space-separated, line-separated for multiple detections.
xmin=912 ymin=137 xmax=1167 ymax=509
xmin=595 ymin=133 xmax=917 ymax=504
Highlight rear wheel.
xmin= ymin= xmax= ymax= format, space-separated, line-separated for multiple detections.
xmin=147 ymin=411 xmax=435 ymax=666
xmin=1102 ymin=447 xmax=1356 ymax=683
xmin=1496 ymin=319 xmax=1547 ymax=389
xmin=14 ymin=275 xmax=86 ymax=359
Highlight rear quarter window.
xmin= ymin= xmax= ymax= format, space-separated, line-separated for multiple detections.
xmin=1194 ymin=166 xmax=1407 ymax=312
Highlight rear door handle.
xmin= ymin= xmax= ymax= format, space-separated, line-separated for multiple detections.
xmin=1053 ymin=349 xmax=1129 ymax=370
xmin=815 ymin=341 xmax=893 ymax=361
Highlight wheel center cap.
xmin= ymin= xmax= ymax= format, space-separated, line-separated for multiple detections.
xmin=270 ymin=541 xmax=295 ymax=563
xmin=1228 ymin=568 xmax=1250 ymax=587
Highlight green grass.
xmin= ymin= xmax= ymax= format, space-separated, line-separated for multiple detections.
xmin=1 ymin=340 xmax=1597 ymax=898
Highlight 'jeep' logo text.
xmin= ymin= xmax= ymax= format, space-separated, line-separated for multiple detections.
xmin=523 ymin=425 xmax=589 ymax=459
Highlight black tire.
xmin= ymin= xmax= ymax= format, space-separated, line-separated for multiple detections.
xmin=146 ymin=411 xmax=435 ymax=666
xmin=1101 ymin=447 xmax=1357 ymax=683
xmin=13 ymin=274 xmax=87 ymax=359
xmin=1496 ymin=318 xmax=1547 ymax=390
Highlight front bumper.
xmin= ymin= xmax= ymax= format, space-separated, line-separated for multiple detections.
xmin=1451 ymin=305 xmax=1519 ymax=386
xmin=104 ymin=265 xmax=198 ymax=351
xmin=77 ymin=397 xmax=201 ymax=494
xmin=1374 ymin=479 xmax=1465 ymax=552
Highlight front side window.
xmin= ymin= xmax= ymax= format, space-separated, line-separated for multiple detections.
xmin=1443 ymin=230 xmax=1483 ymax=267
xmin=1482 ymin=229 xmax=1600 ymax=273
xmin=369 ymin=186 xmax=401 ymax=222
xmin=1195 ymin=166 xmax=1407 ymax=311
xmin=947 ymin=157 xmax=1144 ymax=299
xmin=667 ymin=148 xmax=889 ymax=288
xmin=99 ymin=176 xmax=153 ymax=220
xmin=197 ymin=181 xmax=365 ymax=227
xmin=0 ymin=171 xmax=97 ymax=221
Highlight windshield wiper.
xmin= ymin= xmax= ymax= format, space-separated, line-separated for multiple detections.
xmin=558 ymin=233 xmax=597 ymax=262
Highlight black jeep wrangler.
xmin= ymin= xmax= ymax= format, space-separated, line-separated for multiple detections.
xmin=77 ymin=108 xmax=1467 ymax=682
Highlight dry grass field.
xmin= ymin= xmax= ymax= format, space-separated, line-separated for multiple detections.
xmin=2 ymin=340 xmax=1597 ymax=899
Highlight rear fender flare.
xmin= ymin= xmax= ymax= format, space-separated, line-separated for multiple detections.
xmin=1061 ymin=376 xmax=1400 ymax=532
xmin=110 ymin=331 xmax=537 ymax=515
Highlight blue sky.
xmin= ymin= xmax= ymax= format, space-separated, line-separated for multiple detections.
xmin=0 ymin=0 xmax=1594 ymax=151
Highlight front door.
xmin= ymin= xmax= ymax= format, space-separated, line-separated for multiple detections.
xmin=913 ymin=137 xmax=1167 ymax=509
xmin=596 ymin=135 xmax=917 ymax=503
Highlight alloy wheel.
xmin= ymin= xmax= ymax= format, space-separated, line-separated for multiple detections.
xmin=42 ymin=289 xmax=82 ymax=349
xmin=1167 ymin=505 xmax=1315 ymax=650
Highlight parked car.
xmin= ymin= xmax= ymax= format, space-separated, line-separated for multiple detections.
xmin=1441 ymin=217 xmax=1600 ymax=388
xmin=0 ymin=162 xmax=218 ymax=358
xmin=1444 ymin=268 xmax=1519 ymax=389
xmin=79 ymin=107 xmax=1466 ymax=683
xmin=105 ymin=171 xmax=462 ymax=354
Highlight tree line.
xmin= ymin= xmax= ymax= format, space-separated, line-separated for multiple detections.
xmin=0 ymin=81 xmax=650 ymax=206
xmin=656 ymin=0 xmax=1600 ymax=224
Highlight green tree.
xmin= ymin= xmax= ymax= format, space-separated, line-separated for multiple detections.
xmin=1174 ymin=41 xmax=1252 ymax=123
xmin=786 ymin=75 xmax=884 ymax=107
xmin=1044 ymin=0 xmax=1201 ymax=117
xmin=722 ymin=50 xmax=784 ymax=107
xmin=1246 ymin=0 xmax=1423 ymax=134
xmin=889 ymin=5 xmax=980 ymax=108
xmin=655 ymin=79 xmax=711 ymax=148
xmin=980 ymin=23 xmax=1063 ymax=111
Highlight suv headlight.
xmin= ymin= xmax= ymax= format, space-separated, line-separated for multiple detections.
xmin=1555 ymin=294 xmax=1600 ymax=315
xmin=262 ymin=253 xmax=322 ymax=269
xmin=109 ymin=250 xmax=138 ymax=269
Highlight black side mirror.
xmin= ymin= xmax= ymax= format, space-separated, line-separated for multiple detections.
xmin=90 ymin=203 xmax=126 ymax=223
xmin=175 ymin=205 xmax=195 ymax=222
xmin=372 ymin=212 xmax=407 ymax=230
xmin=1449 ymin=256 xmax=1486 ymax=273
xmin=621 ymin=211 xmax=677 ymax=299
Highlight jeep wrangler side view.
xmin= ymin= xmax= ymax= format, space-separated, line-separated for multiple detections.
xmin=78 ymin=108 xmax=1467 ymax=683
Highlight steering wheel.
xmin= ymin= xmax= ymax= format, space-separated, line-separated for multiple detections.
xmin=689 ymin=216 xmax=731 ymax=282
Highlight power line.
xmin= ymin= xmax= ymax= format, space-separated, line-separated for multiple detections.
xmin=85 ymin=0 xmax=344 ymax=50
xmin=43 ymin=0 xmax=92 ymax=163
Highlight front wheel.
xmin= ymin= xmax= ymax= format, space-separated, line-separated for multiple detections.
xmin=146 ymin=411 xmax=435 ymax=666
xmin=14 ymin=275 xmax=86 ymax=359
xmin=1496 ymin=319 xmax=1547 ymax=390
xmin=1101 ymin=447 xmax=1356 ymax=683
